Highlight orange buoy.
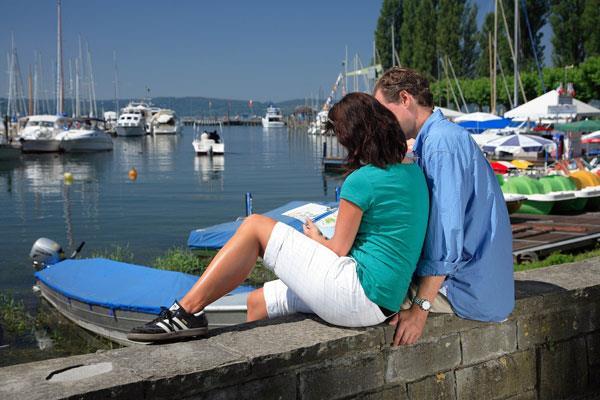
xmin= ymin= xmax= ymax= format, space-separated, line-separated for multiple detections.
xmin=128 ymin=167 xmax=138 ymax=181
xmin=63 ymin=172 xmax=74 ymax=185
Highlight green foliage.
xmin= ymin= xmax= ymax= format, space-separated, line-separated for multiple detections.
xmin=153 ymin=247 xmax=209 ymax=275
xmin=374 ymin=0 xmax=403 ymax=70
xmin=550 ymin=0 xmax=586 ymax=66
xmin=90 ymin=244 xmax=134 ymax=263
xmin=399 ymin=0 xmax=417 ymax=68
xmin=431 ymin=56 xmax=600 ymax=108
xmin=412 ymin=0 xmax=437 ymax=78
xmin=582 ymin=0 xmax=600 ymax=58
xmin=151 ymin=247 xmax=276 ymax=286
xmin=514 ymin=246 xmax=600 ymax=271
xmin=460 ymin=2 xmax=480 ymax=78
xmin=0 ymin=293 xmax=32 ymax=337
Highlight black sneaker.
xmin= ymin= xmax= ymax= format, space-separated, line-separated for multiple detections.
xmin=127 ymin=301 xmax=208 ymax=343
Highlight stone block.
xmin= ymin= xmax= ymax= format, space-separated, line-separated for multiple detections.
xmin=460 ymin=322 xmax=517 ymax=365
xmin=539 ymin=337 xmax=590 ymax=399
xmin=588 ymin=331 xmax=600 ymax=365
xmin=298 ymin=353 xmax=385 ymax=400
xmin=189 ymin=373 xmax=297 ymax=400
xmin=407 ymin=372 xmax=456 ymax=400
xmin=517 ymin=301 xmax=598 ymax=349
xmin=455 ymin=350 xmax=535 ymax=400
xmin=385 ymin=334 xmax=461 ymax=383
xmin=209 ymin=316 xmax=383 ymax=379
xmin=344 ymin=386 xmax=408 ymax=400
xmin=503 ymin=390 xmax=537 ymax=400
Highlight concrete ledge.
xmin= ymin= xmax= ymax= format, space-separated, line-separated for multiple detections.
xmin=2 ymin=258 xmax=600 ymax=400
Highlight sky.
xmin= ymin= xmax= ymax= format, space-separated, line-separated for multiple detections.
xmin=0 ymin=0 xmax=553 ymax=102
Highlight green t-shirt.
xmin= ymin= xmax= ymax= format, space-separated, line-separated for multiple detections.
xmin=340 ymin=163 xmax=429 ymax=311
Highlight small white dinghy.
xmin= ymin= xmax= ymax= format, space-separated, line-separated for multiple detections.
xmin=193 ymin=129 xmax=224 ymax=155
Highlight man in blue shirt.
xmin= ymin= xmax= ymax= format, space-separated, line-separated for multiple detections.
xmin=374 ymin=68 xmax=514 ymax=346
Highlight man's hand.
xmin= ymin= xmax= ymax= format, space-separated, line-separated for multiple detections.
xmin=389 ymin=306 xmax=428 ymax=346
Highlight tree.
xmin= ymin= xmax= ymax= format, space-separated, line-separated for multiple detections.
xmin=460 ymin=1 xmax=479 ymax=78
xmin=374 ymin=0 xmax=403 ymax=70
xmin=399 ymin=0 xmax=417 ymax=67
xmin=412 ymin=0 xmax=437 ymax=78
xmin=550 ymin=0 xmax=586 ymax=66
xmin=582 ymin=0 xmax=600 ymax=58
xmin=436 ymin=0 xmax=463 ymax=74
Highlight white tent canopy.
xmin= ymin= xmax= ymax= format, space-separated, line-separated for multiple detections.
xmin=434 ymin=106 xmax=465 ymax=120
xmin=504 ymin=89 xmax=600 ymax=121
xmin=454 ymin=111 xmax=501 ymax=122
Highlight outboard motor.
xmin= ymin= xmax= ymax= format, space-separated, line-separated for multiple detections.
xmin=29 ymin=238 xmax=65 ymax=270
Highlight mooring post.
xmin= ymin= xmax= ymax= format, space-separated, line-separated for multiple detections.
xmin=335 ymin=186 xmax=341 ymax=202
xmin=245 ymin=192 xmax=253 ymax=216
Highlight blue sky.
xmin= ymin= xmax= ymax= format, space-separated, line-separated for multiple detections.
xmin=1 ymin=0 xmax=552 ymax=102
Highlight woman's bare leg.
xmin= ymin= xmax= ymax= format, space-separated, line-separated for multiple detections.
xmin=246 ymin=288 xmax=268 ymax=322
xmin=179 ymin=215 xmax=276 ymax=314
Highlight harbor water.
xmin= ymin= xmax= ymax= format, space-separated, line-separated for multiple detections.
xmin=0 ymin=126 xmax=344 ymax=366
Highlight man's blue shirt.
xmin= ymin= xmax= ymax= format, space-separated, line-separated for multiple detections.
xmin=412 ymin=109 xmax=514 ymax=322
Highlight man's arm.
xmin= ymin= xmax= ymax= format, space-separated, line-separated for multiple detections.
xmin=389 ymin=275 xmax=445 ymax=346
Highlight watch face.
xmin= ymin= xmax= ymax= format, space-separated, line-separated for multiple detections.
xmin=422 ymin=300 xmax=432 ymax=311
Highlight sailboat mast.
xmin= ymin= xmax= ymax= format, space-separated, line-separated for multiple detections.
xmin=514 ymin=0 xmax=519 ymax=107
xmin=56 ymin=0 xmax=64 ymax=115
xmin=492 ymin=0 xmax=498 ymax=115
xmin=28 ymin=65 xmax=33 ymax=115
xmin=113 ymin=50 xmax=119 ymax=116
xmin=75 ymin=58 xmax=80 ymax=117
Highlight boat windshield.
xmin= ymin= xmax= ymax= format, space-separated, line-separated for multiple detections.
xmin=26 ymin=120 xmax=55 ymax=128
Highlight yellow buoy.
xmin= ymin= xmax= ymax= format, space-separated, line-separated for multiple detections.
xmin=63 ymin=172 xmax=73 ymax=185
xmin=128 ymin=167 xmax=138 ymax=181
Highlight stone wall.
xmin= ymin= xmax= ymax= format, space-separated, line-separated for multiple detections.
xmin=1 ymin=258 xmax=600 ymax=400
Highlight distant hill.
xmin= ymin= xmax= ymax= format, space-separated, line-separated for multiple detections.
xmin=0 ymin=97 xmax=317 ymax=118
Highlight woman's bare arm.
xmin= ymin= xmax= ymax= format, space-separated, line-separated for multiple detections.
xmin=303 ymin=199 xmax=362 ymax=256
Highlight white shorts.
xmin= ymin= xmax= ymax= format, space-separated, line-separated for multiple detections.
xmin=262 ymin=222 xmax=387 ymax=327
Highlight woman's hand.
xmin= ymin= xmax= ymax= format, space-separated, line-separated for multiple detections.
xmin=303 ymin=218 xmax=325 ymax=244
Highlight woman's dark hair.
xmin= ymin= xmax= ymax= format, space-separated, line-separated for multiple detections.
xmin=324 ymin=92 xmax=407 ymax=172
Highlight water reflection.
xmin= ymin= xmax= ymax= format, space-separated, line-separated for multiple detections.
xmin=194 ymin=155 xmax=224 ymax=188
xmin=146 ymin=134 xmax=179 ymax=173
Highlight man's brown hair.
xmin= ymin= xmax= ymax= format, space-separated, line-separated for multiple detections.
xmin=374 ymin=67 xmax=434 ymax=108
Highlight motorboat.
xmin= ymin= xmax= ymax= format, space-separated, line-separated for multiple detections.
xmin=115 ymin=102 xmax=149 ymax=137
xmin=261 ymin=105 xmax=285 ymax=128
xmin=57 ymin=118 xmax=113 ymax=152
xmin=193 ymin=130 xmax=224 ymax=155
xmin=19 ymin=115 xmax=71 ymax=153
xmin=103 ymin=111 xmax=118 ymax=135
xmin=32 ymin=256 xmax=250 ymax=346
xmin=151 ymin=109 xmax=182 ymax=135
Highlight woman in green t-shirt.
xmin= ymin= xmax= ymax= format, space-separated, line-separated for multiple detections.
xmin=128 ymin=92 xmax=429 ymax=343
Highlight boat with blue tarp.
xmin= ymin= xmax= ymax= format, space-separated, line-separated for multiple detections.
xmin=34 ymin=258 xmax=252 ymax=345
xmin=187 ymin=200 xmax=338 ymax=249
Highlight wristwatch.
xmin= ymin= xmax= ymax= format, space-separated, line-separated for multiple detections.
xmin=413 ymin=297 xmax=432 ymax=311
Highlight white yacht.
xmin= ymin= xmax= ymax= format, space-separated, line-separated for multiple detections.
xmin=193 ymin=130 xmax=224 ymax=155
xmin=115 ymin=103 xmax=149 ymax=137
xmin=57 ymin=118 xmax=113 ymax=152
xmin=261 ymin=105 xmax=285 ymax=128
xmin=151 ymin=109 xmax=182 ymax=135
xmin=19 ymin=115 xmax=71 ymax=153
xmin=103 ymin=111 xmax=118 ymax=135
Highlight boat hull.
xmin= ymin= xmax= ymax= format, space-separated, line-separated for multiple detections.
xmin=116 ymin=125 xmax=145 ymax=137
xmin=21 ymin=139 xmax=61 ymax=153
xmin=193 ymin=139 xmax=224 ymax=155
xmin=60 ymin=138 xmax=113 ymax=152
xmin=261 ymin=119 xmax=285 ymax=128
xmin=153 ymin=125 xmax=181 ymax=135
xmin=36 ymin=279 xmax=248 ymax=346
xmin=0 ymin=143 xmax=21 ymax=160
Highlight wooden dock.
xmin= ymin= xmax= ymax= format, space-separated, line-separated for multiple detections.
xmin=511 ymin=212 xmax=600 ymax=262
xmin=182 ymin=118 xmax=262 ymax=126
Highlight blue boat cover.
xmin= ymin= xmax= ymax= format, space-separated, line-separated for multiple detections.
xmin=458 ymin=118 xmax=512 ymax=134
xmin=35 ymin=258 xmax=252 ymax=314
xmin=187 ymin=200 xmax=338 ymax=249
